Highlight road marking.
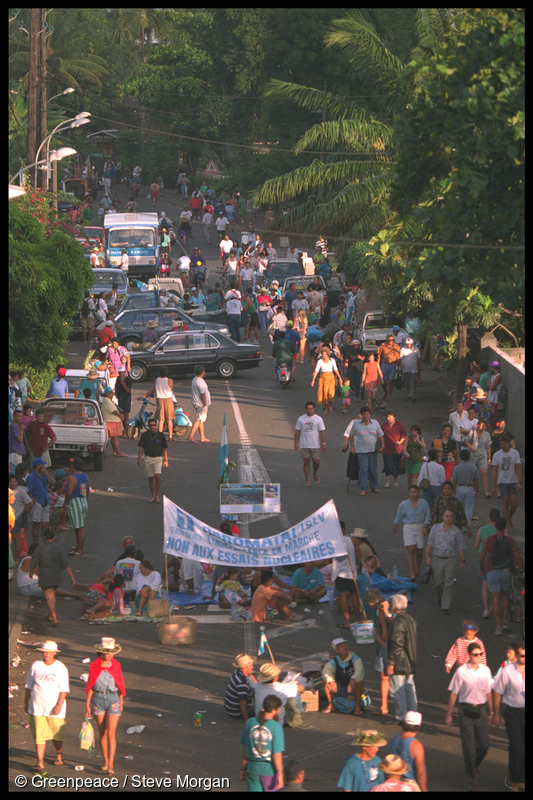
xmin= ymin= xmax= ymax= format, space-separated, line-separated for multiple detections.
xmin=265 ymin=619 xmax=317 ymax=638
xmin=225 ymin=385 xmax=290 ymax=536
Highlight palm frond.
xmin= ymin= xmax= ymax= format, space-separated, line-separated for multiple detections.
xmin=294 ymin=119 xmax=393 ymax=155
xmin=264 ymin=79 xmax=358 ymax=119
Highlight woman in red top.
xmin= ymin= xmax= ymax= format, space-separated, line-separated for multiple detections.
xmin=85 ymin=638 xmax=126 ymax=775
xmin=362 ymin=353 xmax=383 ymax=412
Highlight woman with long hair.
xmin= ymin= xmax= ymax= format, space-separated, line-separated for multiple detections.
xmin=294 ymin=309 xmax=308 ymax=364
xmin=362 ymin=352 xmax=383 ymax=412
xmin=402 ymin=424 xmax=426 ymax=486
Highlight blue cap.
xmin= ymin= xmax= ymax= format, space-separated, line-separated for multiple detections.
xmin=392 ymin=325 xmax=400 ymax=332
xmin=32 ymin=457 xmax=46 ymax=467
xmin=103 ymin=387 xmax=113 ymax=394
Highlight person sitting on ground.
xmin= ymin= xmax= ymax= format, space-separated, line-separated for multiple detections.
xmin=251 ymin=569 xmax=302 ymax=623
xmin=322 ymin=637 xmax=365 ymax=716
xmin=84 ymin=575 xmax=128 ymax=620
xmin=352 ymin=528 xmax=381 ymax=572
xmin=362 ymin=555 xmax=388 ymax=579
xmin=224 ymin=654 xmax=257 ymax=721
xmin=216 ymin=567 xmax=250 ymax=608
xmin=290 ymin=561 xmax=327 ymax=604
xmin=133 ymin=559 xmax=162 ymax=616
xmin=253 ymin=663 xmax=306 ymax=727
xmin=251 ymin=567 xmax=292 ymax=595
xmin=444 ymin=619 xmax=487 ymax=673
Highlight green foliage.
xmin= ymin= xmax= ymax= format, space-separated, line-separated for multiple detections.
xmin=389 ymin=8 xmax=524 ymax=345
xmin=9 ymin=198 xmax=93 ymax=370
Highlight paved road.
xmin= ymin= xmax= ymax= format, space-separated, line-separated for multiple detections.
xmin=9 ymin=181 xmax=524 ymax=792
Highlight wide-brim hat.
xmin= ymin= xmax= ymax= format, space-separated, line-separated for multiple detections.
xmin=378 ymin=754 xmax=409 ymax=775
xmin=257 ymin=663 xmax=280 ymax=682
xmin=351 ymin=729 xmax=387 ymax=747
xmin=94 ymin=637 xmax=122 ymax=655
xmin=87 ymin=368 xmax=99 ymax=379
xmin=38 ymin=640 xmax=60 ymax=653
xmin=147 ymin=320 xmax=158 ymax=328
xmin=352 ymin=527 xmax=368 ymax=539
xmin=232 ymin=653 xmax=257 ymax=669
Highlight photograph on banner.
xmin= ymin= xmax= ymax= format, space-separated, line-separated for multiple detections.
xmin=219 ymin=483 xmax=281 ymax=514
xmin=163 ymin=496 xmax=347 ymax=568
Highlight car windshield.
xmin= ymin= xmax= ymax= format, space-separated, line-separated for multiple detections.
xmin=108 ymin=228 xmax=156 ymax=248
xmin=266 ymin=262 xmax=300 ymax=278
xmin=91 ymin=271 xmax=128 ymax=289
xmin=365 ymin=314 xmax=403 ymax=330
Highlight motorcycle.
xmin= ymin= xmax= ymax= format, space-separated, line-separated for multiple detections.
xmin=159 ymin=261 xmax=172 ymax=278
xmin=276 ymin=361 xmax=292 ymax=389
xmin=127 ymin=397 xmax=155 ymax=439
xmin=172 ymin=403 xmax=193 ymax=437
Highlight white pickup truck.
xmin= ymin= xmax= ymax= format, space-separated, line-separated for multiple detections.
xmin=40 ymin=398 xmax=108 ymax=471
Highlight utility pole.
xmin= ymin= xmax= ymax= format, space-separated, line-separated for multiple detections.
xmin=27 ymin=8 xmax=41 ymax=168
xmin=38 ymin=8 xmax=48 ymax=189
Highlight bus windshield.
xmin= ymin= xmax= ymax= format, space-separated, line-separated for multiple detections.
xmin=108 ymin=228 xmax=156 ymax=248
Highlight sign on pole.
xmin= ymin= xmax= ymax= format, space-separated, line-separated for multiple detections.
xmin=204 ymin=160 xmax=219 ymax=174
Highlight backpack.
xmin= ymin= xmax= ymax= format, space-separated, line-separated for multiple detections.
xmin=498 ymin=384 xmax=508 ymax=404
xmin=81 ymin=298 xmax=91 ymax=318
xmin=489 ymin=535 xmax=512 ymax=570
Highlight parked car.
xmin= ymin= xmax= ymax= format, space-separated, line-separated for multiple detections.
xmin=264 ymin=258 xmax=302 ymax=287
xmin=128 ymin=330 xmax=262 ymax=382
xmin=116 ymin=307 xmax=230 ymax=349
xmin=354 ymin=310 xmax=406 ymax=352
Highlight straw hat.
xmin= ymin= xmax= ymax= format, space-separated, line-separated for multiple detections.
xmin=352 ymin=527 xmax=368 ymax=539
xmin=87 ymin=368 xmax=99 ymax=379
xmin=147 ymin=319 xmax=158 ymax=328
xmin=378 ymin=754 xmax=410 ymax=775
xmin=350 ymin=729 xmax=387 ymax=747
xmin=94 ymin=637 xmax=122 ymax=655
xmin=232 ymin=653 xmax=257 ymax=669
xmin=257 ymin=663 xmax=280 ymax=683
xmin=38 ymin=641 xmax=60 ymax=653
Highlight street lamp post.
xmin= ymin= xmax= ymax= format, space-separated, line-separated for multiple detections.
xmin=34 ymin=112 xmax=91 ymax=190
xmin=9 ymin=148 xmax=77 ymax=200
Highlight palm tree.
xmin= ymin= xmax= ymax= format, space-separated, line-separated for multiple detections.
xmin=254 ymin=9 xmax=465 ymax=251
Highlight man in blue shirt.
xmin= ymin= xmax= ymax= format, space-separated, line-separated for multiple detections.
xmin=393 ymin=485 xmax=431 ymax=581
xmin=291 ymin=561 xmax=326 ymax=603
xmin=337 ymin=729 xmax=386 ymax=792
xmin=26 ymin=458 xmax=51 ymax=543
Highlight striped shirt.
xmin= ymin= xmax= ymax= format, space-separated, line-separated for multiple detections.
xmin=224 ymin=669 xmax=254 ymax=717
xmin=445 ymin=636 xmax=487 ymax=671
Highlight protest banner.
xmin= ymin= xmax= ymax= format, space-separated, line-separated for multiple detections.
xmin=163 ymin=496 xmax=347 ymax=568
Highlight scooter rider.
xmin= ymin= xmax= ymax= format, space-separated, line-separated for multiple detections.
xmin=272 ymin=330 xmax=296 ymax=383
xmin=284 ymin=321 xmax=300 ymax=381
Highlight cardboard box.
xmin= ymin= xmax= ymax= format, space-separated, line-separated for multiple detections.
xmin=300 ymin=690 xmax=319 ymax=712
xmin=40 ymin=405 xmax=67 ymax=423
xmin=156 ymin=616 xmax=198 ymax=645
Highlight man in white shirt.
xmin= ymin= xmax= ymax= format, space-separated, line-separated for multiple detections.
xmin=202 ymin=210 xmax=213 ymax=243
xmin=224 ymin=282 xmax=243 ymax=342
xmin=349 ymin=407 xmax=384 ymax=496
xmin=400 ymin=338 xmax=421 ymax=401
xmin=240 ymin=263 xmax=254 ymax=293
xmin=294 ymin=401 xmax=326 ymax=487
xmin=449 ymin=401 xmax=468 ymax=448
xmin=220 ymin=233 xmax=234 ymax=265
xmin=188 ymin=365 xmax=211 ymax=444
xmin=446 ymin=641 xmax=493 ymax=791
xmin=216 ymin=213 xmax=229 ymax=241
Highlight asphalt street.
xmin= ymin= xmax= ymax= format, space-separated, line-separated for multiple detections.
xmin=9 ymin=181 xmax=524 ymax=792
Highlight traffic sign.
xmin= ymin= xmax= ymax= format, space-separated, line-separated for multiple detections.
xmin=204 ymin=160 xmax=219 ymax=174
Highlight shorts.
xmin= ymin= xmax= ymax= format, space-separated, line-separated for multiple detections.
xmin=90 ymin=691 xmax=122 ymax=717
xmin=381 ymin=362 xmax=397 ymax=381
xmin=498 ymin=483 xmax=517 ymax=496
xmin=31 ymin=502 xmax=50 ymax=524
xmin=117 ymin=395 xmax=132 ymax=414
xmin=144 ymin=456 xmax=163 ymax=477
xmin=40 ymin=584 xmax=59 ymax=593
xmin=29 ymin=714 xmax=67 ymax=743
xmin=248 ymin=312 xmax=259 ymax=328
xmin=471 ymin=452 xmax=488 ymax=470
xmin=156 ymin=397 xmax=175 ymax=421
xmin=106 ymin=420 xmax=123 ymax=438
xmin=193 ymin=406 xmax=208 ymax=423
xmin=335 ymin=576 xmax=357 ymax=593
xmin=19 ymin=583 xmax=44 ymax=597
xmin=402 ymin=522 xmax=425 ymax=549
xmin=9 ymin=452 xmax=23 ymax=467
xmin=300 ymin=448 xmax=321 ymax=460
xmin=80 ymin=316 xmax=96 ymax=330
xmin=486 ymin=568 xmax=511 ymax=593
xmin=489 ymin=401 xmax=499 ymax=415
xmin=69 ymin=496 xmax=88 ymax=529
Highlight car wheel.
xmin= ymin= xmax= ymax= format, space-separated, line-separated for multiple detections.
xmin=130 ymin=363 xmax=147 ymax=382
xmin=122 ymin=337 xmax=140 ymax=350
xmin=93 ymin=452 xmax=104 ymax=471
xmin=216 ymin=359 xmax=237 ymax=379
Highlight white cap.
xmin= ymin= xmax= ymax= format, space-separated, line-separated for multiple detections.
xmin=331 ymin=637 xmax=347 ymax=649
xmin=403 ymin=711 xmax=422 ymax=725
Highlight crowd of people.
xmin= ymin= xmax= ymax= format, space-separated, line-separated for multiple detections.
xmin=10 ymin=174 xmax=525 ymax=789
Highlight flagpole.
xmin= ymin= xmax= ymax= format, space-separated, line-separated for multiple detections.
xmin=259 ymin=626 xmax=276 ymax=666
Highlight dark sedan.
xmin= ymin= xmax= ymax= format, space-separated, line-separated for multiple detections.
xmin=128 ymin=330 xmax=262 ymax=381
xmin=115 ymin=307 xmax=230 ymax=348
